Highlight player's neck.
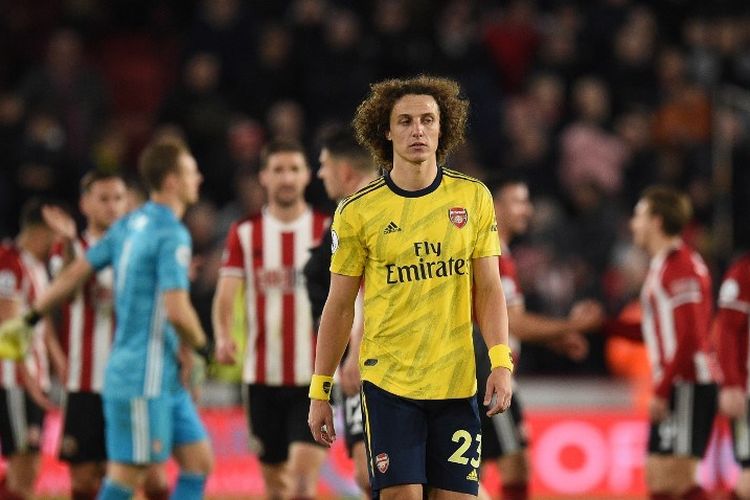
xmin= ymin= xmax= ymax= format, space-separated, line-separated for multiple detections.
xmin=85 ymin=223 xmax=105 ymax=240
xmin=389 ymin=159 xmax=438 ymax=191
xmin=648 ymin=234 xmax=681 ymax=258
xmin=267 ymin=200 xmax=307 ymax=223
xmin=150 ymin=192 xmax=186 ymax=219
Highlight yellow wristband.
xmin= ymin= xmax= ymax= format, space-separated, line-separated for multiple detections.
xmin=488 ymin=344 xmax=514 ymax=373
xmin=308 ymin=374 xmax=334 ymax=401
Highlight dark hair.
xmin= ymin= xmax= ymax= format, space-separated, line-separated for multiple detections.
xmin=353 ymin=75 xmax=469 ymax=168
xmin=259 ymin=139 xmax=307 ymax=170
xmin=80 ymin=170 xmax=124 ymax=194
xmin=488 ymin=171 xmax=529 ymax=199
xmin=641 ymin=185 xmax=693 ymax=236
xmin=319 ymin=125 xmax=377 ymax=174
xmin=138 ymin=139 xmax=191 ymax=192
xmin=19 ymin=197 xmax=47 ymax=230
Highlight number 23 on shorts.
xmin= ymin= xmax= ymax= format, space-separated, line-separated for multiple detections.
xmin=448 ymin=429 xmax=481 ymax=468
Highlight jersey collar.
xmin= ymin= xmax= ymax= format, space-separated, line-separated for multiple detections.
xmin=384 ymin=166 xmax=443 ymax=198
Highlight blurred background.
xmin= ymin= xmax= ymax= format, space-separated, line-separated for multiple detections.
xmin=0 ymin=0 xmax=749 ymax=497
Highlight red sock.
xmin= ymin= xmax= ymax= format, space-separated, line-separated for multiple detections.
xmin=144 ymin=487 xmax=170 ymax=500
xmin=650 ymin=494 xmax=673 ymax=500
xmin=681 ymin=486 xmax=707 ymax=500
xmin=72 ymin=490 xmax=98 ymax=500
xmin=501 ymin=482 xmax=528 ymax=500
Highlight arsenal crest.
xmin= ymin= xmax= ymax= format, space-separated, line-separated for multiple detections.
xmin=376 ymin=452 xmax=390 ymax=473
xmin=449 ymin=207 xmax=468 ymax=228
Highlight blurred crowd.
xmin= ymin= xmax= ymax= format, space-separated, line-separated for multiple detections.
xmin=1 ymin=0 xmax=749 ymax=376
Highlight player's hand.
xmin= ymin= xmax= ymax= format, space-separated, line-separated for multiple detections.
xmin=20 ymin=364 xmax=54 ymax=411
xmin=42 ymin=205 xmax=77 ymax=241
xmin=553 ymin=331 xmax=589 ymax=361
xmin=340 ymin=353 xmax=361 ymax=397
xmin=569 ymin=299 xmax=605 ymax=333
xmin=649 ymin=396 xmax=669 ymax=422
xmin=215 ymin=335 xmax=237 ymax=365
xmin=720 ymin=387 xmax=747 ymax=418
xmin=308 ymin=399 xmax=336 ymax=447
xmin=0 ymin=317 xmax=33 ymax=360
xmin=484 ymin=367 xmax=512 ymax=416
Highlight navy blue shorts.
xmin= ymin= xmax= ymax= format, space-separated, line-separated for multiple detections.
xmin=361 ymin=381 xmax=481 ymax=497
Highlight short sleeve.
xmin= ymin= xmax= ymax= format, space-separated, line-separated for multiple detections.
xmin=219 ymin=222 xmax=245 ymax=278
xmin=86 ymin=228 xmax=116 ymax=272
xmin=329 ymin=203 xmax=366 ymax=277
xmin=157 ymin=226 xmax=191 ymax=291
xmin=0 ymin=252 xmax=23 ymax=300
xmin=718 ymin=262 xmax=750 ymax=314
xmin=471 ymin=185 xmax=501 ymax=259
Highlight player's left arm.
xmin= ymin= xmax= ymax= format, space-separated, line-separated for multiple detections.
xmin=159 ymin=228 xmax=207 ymax=350
xmin=473 ymin=255 xmax=513 ymax=416
xmin=164 ymin=290 xmax=207 ymax=350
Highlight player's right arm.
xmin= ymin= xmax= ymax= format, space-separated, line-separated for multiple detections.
xmin=212 ymin=275 xmax=243 ymax=364
xmin=34 ymin=258 xmax=94 ymax=317
xmin=308 ymin=272 xmax=361 ymax=447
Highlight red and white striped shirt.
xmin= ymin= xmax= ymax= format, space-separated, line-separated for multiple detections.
xmin=715 ymin=253 xmax=750 ymax=391
xmin=50 ymin=234 xmax=114 ymax=393
xmin=640 ymin=242 xmax=715 ymax=398
xmin=220 ymin=207 xmax=329 ymax=386
xmin=0 ymin=242 xmax=50 ymax=391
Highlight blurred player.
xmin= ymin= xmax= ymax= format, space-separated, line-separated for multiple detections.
xmin=715 ymin=251 xmax=750 ymax=500
xmin=2 ymin=139 xmax=214 ymax=499
xmin=303 ymin=125 xmax=380 ymax=497
xmin=213 ymin=139 xmax=329 ymax=499
xmin=47 ymin=172 xmax=127 ymax=499
xmin=309 ymin=75 xmax=513 ymax=499
xmin=477 ymin=174 xmax=602 ymax=500
xmin=0 ymin=198 xmax=69 ymax=499
xmin=629 ymin=186 xmax=717 ymax=500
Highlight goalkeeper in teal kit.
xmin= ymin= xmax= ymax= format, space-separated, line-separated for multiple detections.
xmin=0 ymin=139 xmax=213 ymax=499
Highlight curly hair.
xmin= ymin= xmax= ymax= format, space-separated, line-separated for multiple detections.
xmin=352 ymin=75 xmax=469 ymax=169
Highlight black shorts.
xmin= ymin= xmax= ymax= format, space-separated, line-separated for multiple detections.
xmin=59 ymin=392 xmax=107 ymax=464
xmin=244 ymin=384 xmax=322 ymax=464
xmin=0 ymin=387 xmax=45 ymax=457
xmin=729 ymin=397 xmax=750 ymax=467
xmin=361 ymin=381 xmax=481 ymax=497
xmin=473 ymin=328 xmax=527 ymax=459
xmin=343 ymin=391 xmax=365 ymax=457
xmin=647 ymin=382 xmax=717 ymax=458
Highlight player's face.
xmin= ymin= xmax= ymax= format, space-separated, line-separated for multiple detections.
xmin=387 ymin=94 xmax=441 ymax=165
xmin=260 ymin=151 xmax=310 ymax=207
xmin=176 ymin=153 xmax=203 ymax=205
xmin=495 ymin=184 xmax=533 ymax=237
xmin=318 ymin=148 xmax=346 ymax=201
xmin=81 ymin=178 xmax=127 ymax=232
xmin=630 ymin=199 xmax=654 ymax=249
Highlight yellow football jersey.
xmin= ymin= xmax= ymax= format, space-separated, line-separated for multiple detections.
xmin=330 ymin=167 xmax=501 ymax=399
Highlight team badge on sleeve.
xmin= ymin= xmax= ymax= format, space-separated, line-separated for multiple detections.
xmin=331 ymin=229 xmax=339 ymax=254
xmin=176 ymin=245 xmax=192 ymax=267
xmin=448 ymin=207 xmax=468 ymax=228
